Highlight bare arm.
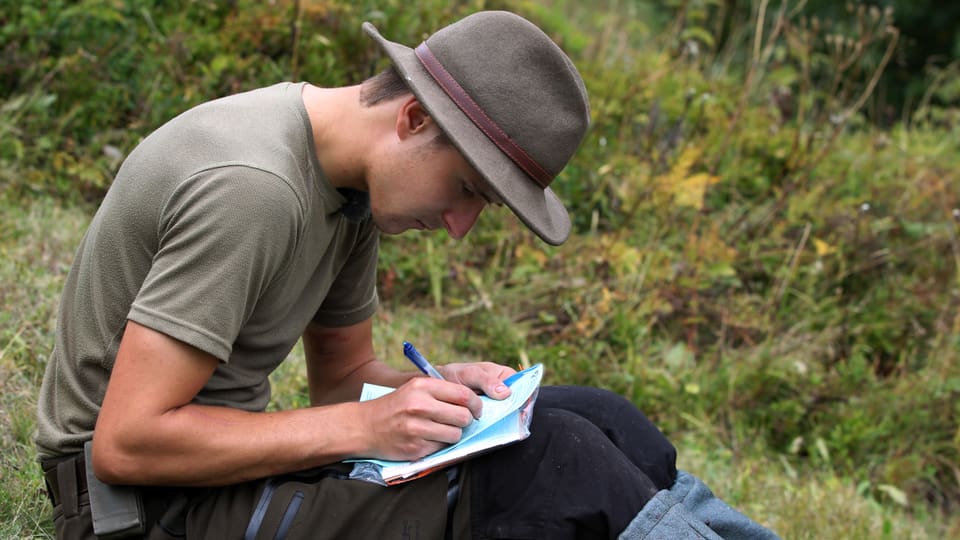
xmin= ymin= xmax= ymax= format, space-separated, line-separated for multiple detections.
xmin=302 ymin=318 xmax=415 ymax=406
xmin=93 ymin=320 xmax=482 ymax=487
xmin=302 ymin=319 xmax=520 ymax=462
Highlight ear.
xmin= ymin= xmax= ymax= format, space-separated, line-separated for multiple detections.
xmin=395 ymin=96 xmax=434 ymax=140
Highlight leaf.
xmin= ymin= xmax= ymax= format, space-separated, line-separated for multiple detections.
xmin=815 ymin=437 xmax=831 ymax=463
xmin=607 ymin=239 xmax=643 ymax=278
xmin=877 ymin=484 xmax=909 ymax=507
xmin=706 ymin=262 xmax=737 ymax=279
xmin=666 ymin=147 xmax=700 ymax=183
xmin=664 ymin=342 xmax=694 ymax=369
xmin=681 ymin=27 xmax=716 ymax=48
xmin=812 ymin=237 xmax=836 ymax=256
xmin=779 ymin=455 xmax=798 ymax=481
xmin=674 ymin=172 xmax=721 ymax=209
xmin=654 ymin=147 xmax=720 ymax=210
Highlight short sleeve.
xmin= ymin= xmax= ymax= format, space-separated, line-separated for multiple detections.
xmin=128 ymin=166 xmax=302 ymax=361
xmin=311 ymin=218 xmax=380 ymax=327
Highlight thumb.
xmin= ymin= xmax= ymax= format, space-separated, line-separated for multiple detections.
xmin=483 ymin=377 xmax=512 ymax=400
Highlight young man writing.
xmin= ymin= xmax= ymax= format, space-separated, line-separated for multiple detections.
xmin=37 ymin=10 xmax=776 ymax=539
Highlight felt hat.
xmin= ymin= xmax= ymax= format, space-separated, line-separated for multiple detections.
xmin=363 ymin=10 xmax=590 ymax=245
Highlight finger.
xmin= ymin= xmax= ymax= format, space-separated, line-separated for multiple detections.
xmin=427 ymin=398 xmax=477 ymax=428
xmin=366 ymin=393 xmax=466 ymax=460
xmin=433 ymin=380 xmax=484 ymax=420
xmin=424 ymin=422 xmax=464 ymax=446
xmin=401 ymin=412 xmax=465 ymax=449
xmin=398 ymin=377 xmax=480 ymax=425
xmin=389 ymin=421 xmax=460 ymax=461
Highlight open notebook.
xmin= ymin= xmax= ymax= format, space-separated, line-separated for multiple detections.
xmin=348 ymin=363 xmax=543 ymax=485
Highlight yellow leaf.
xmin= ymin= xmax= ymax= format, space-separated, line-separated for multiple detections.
xmin=515 ymin=244 xmax=548 ymax=265
xmin=653 ymin=147 xmax=719 ymax=210
xmin=596 ymin=287 xmax=612 ymax=314
xmin=664 ymin=147 xmax=700 ymax=185
xmin=674 ymin=172 xmax=721 ymax=209
xmin=812 ymin=237 xmax=836 ymax=256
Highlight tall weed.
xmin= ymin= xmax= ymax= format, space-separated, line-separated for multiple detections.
xmin=2 ymin=0 xmax=958 ymax=531
xmin=378 ymin=0 xmax=960 ymax=515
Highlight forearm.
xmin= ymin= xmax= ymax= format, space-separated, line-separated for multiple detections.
xmin=303 ymin=319 xmax=420 ymax=406
xmin=309 ymin=357 xmax=417 ymax=406
xmin=93 ymin=320 xmax=465 ymax=488
xmin=94 ymin=400 xmax=368 ymax=487
xmin=97 ymin=373 xmax=491 ymax=487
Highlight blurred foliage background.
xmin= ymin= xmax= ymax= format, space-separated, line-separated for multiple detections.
xmin=2 ymin=0 xmax=959 ymax=537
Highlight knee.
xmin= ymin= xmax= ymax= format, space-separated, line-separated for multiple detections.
xmin=594 ymin=390 xmax=678 ymax=468
xmin=540 ymin=386 xmax=678 ymax=481
xmin=527 ymin=407 xmax=623 ymax=458
xmin=541 ymin=385 xmax=646 ymax=417
xmin=541 ymin=385 xmax=664 ymax=436
xmin=529 ymin=407 xmax=593 ymax=439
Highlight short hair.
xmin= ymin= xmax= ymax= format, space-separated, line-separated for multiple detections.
xmin=359 ymin=66 xmax=411 ymax=106
xmin=360 ymin=65 xmax=453 ymax=150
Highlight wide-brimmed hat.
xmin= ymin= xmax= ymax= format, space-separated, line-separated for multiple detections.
xmin=363 ymin=11 xmax=590 ymax=245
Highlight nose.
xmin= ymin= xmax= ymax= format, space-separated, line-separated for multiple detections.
xmin=442 ymin=198 xmax=485 ymax=239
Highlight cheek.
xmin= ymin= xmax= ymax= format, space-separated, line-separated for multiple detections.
xmin=372 ymin=150 xmax=460 ymax=211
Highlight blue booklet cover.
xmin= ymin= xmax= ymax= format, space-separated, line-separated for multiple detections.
xmin=348 ymin=363 xmax=544 ymax=485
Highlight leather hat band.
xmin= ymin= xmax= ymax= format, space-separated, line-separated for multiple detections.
xmin=414 ymin=42 xmax=553 ymax=189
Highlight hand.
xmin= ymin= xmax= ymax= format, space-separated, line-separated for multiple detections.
xmin=438 ymin=362 xmax=516 ymax=400
xmin=358 ymin=376 xmax=483 ymax=461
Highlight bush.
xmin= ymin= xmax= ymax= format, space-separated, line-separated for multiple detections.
xmin=378 ymin=0 xmax=960 ymax=513
xmin=3 ymin=0 xmax=958 ymax=526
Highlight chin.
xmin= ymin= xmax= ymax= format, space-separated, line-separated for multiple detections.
xmin=371 ymin=218 xmax=407 ymax=236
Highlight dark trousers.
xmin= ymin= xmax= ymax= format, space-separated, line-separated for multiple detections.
xmin=41 ymin=455 xmax=186 ymax=540
xmin=467 ymin=385 xmax=677 ymax=540
xmin=43 ymin=386 xmax=676 ymax=539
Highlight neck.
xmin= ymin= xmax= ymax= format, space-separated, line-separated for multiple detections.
xmin=301 ymin=84 xmax=380 ymax=191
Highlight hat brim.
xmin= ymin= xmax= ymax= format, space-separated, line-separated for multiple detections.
xmin=363 ymin=22 xmax=571 ymax=246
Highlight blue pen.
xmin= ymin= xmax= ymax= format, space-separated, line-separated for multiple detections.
xmin=403 ymin=341 xmax=446 ymax=380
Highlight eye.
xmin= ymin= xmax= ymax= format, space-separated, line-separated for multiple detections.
xmin=461 ymin=178 xmax=497 ymax=205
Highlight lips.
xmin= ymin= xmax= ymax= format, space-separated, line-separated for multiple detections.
xmin=414 ymin=217 xmax=445 ymax=232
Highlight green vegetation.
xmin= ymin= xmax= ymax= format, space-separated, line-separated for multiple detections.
xmin=2 ymin=0 xmax=958 ymax=537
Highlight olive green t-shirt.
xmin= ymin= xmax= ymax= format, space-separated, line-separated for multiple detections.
xmin=36 ymin=82 xmax=379 ymax=458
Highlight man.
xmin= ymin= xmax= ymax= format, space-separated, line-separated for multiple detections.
xmin=37 ymin=10 xmax=776 ymax=540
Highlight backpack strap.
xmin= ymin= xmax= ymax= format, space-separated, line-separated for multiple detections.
xmin=244 ymin=477 xmax=280 ymax=540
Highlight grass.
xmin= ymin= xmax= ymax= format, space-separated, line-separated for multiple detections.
xmin=3 ymin=1 xmax=959 ymax=536
xmin=678 ymin=433 xmax=960 ymax=539
xmin=2 ymin=198 xmax=960 ymax=538
xmin=0 ymin=198 xmax=91 ymax=538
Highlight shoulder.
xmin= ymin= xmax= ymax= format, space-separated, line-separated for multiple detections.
xmin=157 ymin=165 xmax=307 ymax=247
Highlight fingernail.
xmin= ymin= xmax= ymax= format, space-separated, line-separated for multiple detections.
xmin=495 ymin=384 xmax=507 ymax=394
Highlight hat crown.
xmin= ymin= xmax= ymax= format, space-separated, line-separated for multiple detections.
xmin=423 ymin=11 xmax=590 ymax=183
xmin=362 ymin=11 xmax=586 ymax=245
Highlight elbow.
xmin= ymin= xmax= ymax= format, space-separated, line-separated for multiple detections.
xmin=90 ymin=432 xmax=146 ymax=485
